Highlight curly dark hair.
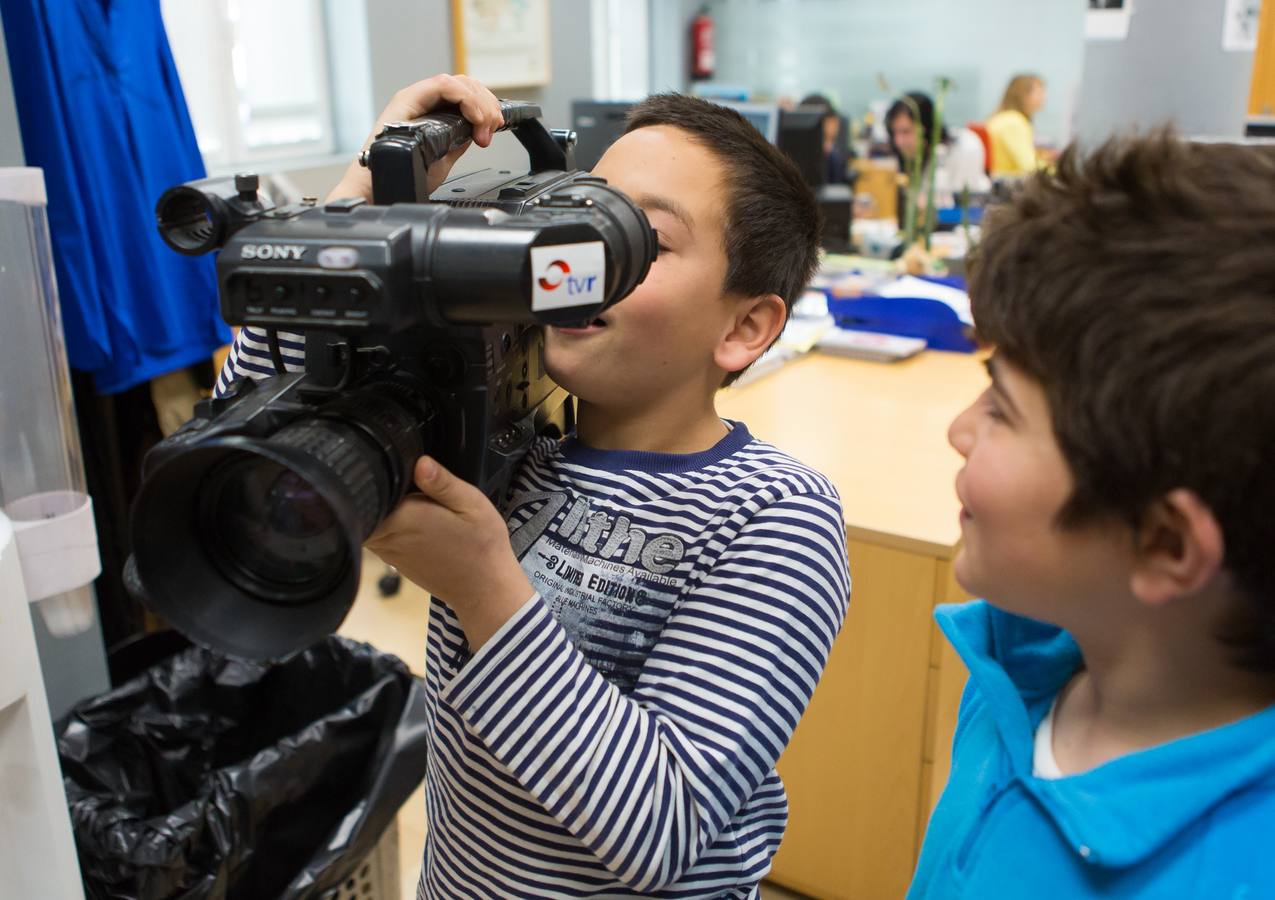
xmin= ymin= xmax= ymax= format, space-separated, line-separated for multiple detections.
xmin=969 ymin=129 xmax=1275 ymax=671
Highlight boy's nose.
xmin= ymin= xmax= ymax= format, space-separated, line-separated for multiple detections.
xmin=948 ymin=404 xmax=975 ymax=458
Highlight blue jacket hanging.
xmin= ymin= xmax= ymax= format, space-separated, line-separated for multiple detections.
xmin=2 ymin=0 xmax=230 ymax=393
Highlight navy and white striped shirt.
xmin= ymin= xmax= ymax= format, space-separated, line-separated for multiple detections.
xmin=219 ymin=328 xmax=851 ymax=898
xmin=215 ymin=326 xmax=306 ymax=395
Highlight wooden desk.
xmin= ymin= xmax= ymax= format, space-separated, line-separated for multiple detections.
xmin=717 ymin=351 xmax=985 ymax=899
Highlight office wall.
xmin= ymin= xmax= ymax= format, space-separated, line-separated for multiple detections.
xmin=287 ymin=0 xmax=595 ymax=198
xmin=1074 ymin=0 xmax=1255 ymax=143
xmin=364 ymin=0 xmax=591 ymax=137
xmin=653 ymin=0 xmax=1085 ymax=145
xmin=650 ymin=0 xmax=691 ymax=95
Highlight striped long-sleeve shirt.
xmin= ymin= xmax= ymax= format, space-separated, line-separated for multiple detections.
xmin=218 ymin=327 xmax=852 ymax=898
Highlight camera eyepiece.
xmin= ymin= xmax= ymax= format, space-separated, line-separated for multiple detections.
xmin=155 ymin=176 xmax=275 ymax=256
xmin=156 ymin=185 xmax=224 ymax=255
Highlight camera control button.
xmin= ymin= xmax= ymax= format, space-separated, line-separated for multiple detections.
xmin=318 ymin=246 xmax=359 ymax=269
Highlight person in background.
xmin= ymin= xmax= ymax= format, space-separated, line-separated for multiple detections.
xmin=984 ymin=73 xmax=1048 ymax=177
xmin=799 ymin=92 xmax=852 ymax=184
xmin=908 ymin=132 xmax=1275 ymax=899
xmin=886 ymin=91 xmax=944 ymax=178
xmin=886 ymin=92 xmax=987 ymax=216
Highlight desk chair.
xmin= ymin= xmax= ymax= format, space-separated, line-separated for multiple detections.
xmin=966 ymin=122 xmax=992 ymax=175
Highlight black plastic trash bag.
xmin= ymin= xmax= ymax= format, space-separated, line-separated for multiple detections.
xmin=58 ymin=635 xmax=428 ymax=900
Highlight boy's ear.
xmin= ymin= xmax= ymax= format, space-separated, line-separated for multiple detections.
xmin=714 ymin=293 xmax=787 ymax=375
xmin=1130 ymin=489 xmax=1226 ymax=607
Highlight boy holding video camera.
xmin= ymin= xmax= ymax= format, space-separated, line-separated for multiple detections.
xmin=219 ymin=74 xmax=850 ymax=898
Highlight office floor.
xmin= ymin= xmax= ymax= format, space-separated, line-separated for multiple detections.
xmin=336 ymin=551 xmax=812 ymax=900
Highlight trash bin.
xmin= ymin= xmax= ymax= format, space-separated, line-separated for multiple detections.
xmin=57 ymin=635 xmax=427 ymax=900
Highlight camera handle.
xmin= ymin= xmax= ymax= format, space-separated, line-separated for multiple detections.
xmin=365 ymin=100 xmax=577 ymax=205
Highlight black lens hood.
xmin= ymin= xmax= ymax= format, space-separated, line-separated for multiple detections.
xmin=130 ymin=434 xmax=366 ymax=660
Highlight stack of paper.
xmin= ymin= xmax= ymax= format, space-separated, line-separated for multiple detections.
xmin=816 ymin=328 xmax=927 ymax=363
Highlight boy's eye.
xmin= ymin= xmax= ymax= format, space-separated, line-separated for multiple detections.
xmin=981 ymin=391 xmax=1007 ymax=423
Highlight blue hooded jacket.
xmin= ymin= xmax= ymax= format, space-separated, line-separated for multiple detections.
xmin=909 ymin=601 xmax=1275 ymax=899
xmin=1 ymin=0 xmax=230 ymax=393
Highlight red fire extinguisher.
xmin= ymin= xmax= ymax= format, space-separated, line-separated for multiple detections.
xmin=690 ymin=6 xmax=715 ymax=81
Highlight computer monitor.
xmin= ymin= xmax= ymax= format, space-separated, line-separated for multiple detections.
xmin=777 ymin=107 xmax=826 ymax=188
xmin=571 ymin=100 xmax=634 ymax=171
xmin=713 ymin=101 xmax=780 ymax=144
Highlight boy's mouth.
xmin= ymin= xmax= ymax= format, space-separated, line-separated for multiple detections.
xmin=954 ymin=479 xmax=972 ymax=522
xmin=552 ymin=317 xmax=608 ymax=335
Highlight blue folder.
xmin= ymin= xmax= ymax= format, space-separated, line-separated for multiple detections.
xmin=824 ymin=275 xmax=976 ymax=353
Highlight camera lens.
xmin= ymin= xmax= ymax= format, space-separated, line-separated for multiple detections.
xmin=130 ymin=380 xmax=432 ymax=659
xmin=201 ymin=455 xmax=346 ymax=603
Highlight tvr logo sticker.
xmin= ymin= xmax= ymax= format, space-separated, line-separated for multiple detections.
xmin=537 ymin=259 xmax=599 ymax=296
xmin=538 ymin=259 xmax=570 ymax=291
xmin=531 ymin=241 xmax=606 ymax=311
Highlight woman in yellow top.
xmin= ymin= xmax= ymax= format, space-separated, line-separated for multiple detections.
xmin=985 ymin=74 xmax=1048 ymax=176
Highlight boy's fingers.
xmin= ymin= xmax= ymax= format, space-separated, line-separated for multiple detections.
xmin=366 ymin=493 xmax=425 ymax=546
xmin=392 ymin=72 xmax=465 ymax=117
xmin=413 ymin=456 xmax=478 ymax=513
xmin=407 ymin=74 xmax=501 ymax=147
xmin=374 ymin=74 xmax=501 ymax=195
xmin=386 ymin=74 xmax=500 ymax=140
xmin=449 ymin=75 xmax=503 ymax=146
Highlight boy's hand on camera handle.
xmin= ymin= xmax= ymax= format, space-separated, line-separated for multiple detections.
xmin=327 ymin=73 xmax=504 ymax=203
xmin=365 ymin=456 xmax=534 ymax=652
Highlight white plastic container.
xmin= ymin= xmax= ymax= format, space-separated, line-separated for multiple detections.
xmin=0 ymin=511 xmax=86 ymax=897
xmin=0 ymin=167 xmax=101 ymax=633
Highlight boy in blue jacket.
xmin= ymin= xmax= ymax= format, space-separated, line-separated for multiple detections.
xmin=910 ymin=133 xmax=1275 ymax=899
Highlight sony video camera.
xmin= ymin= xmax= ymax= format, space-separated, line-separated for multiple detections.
xmin=130 ymin=100 xmax=656 ymax=659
